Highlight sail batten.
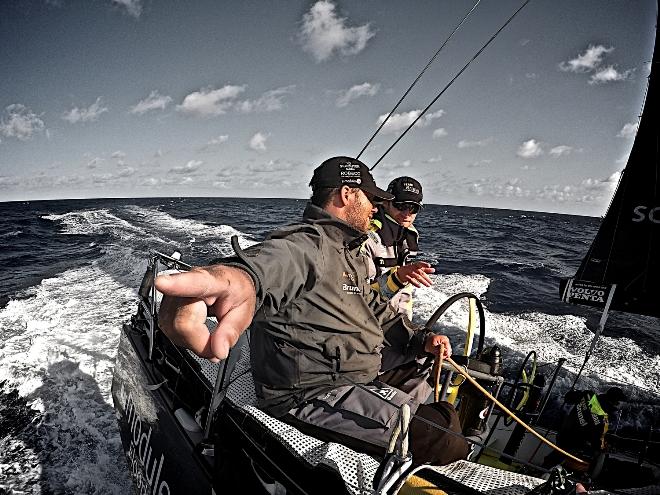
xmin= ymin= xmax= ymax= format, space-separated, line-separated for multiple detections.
xmin=562 ymin=13 xmax=660 ymax=318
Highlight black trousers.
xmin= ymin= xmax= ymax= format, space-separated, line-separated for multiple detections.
xmin=282 ymin=360 xmax=468 ymax=466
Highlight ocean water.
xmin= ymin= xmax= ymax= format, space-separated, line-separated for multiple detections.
xmin=1 ymin=197 xmax=659 ymax=493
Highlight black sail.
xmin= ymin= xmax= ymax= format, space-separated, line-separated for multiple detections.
xmin=562 ymin=14 xmax=660 ymax=318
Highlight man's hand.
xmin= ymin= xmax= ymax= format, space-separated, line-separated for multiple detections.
xmin=424 ymin=333 xmax=451 ymax=359
xmin=395 ymin=261 xmax=435 ymax=287
xmin=155 ymin=265 xmax=257 ymax=362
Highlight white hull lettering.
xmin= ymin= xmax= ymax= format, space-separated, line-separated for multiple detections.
xmin=120 ymin=383 xmax=171 ymax=495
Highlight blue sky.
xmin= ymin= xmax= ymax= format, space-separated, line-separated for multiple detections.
xmin=0 ymin=0 xmax=655 ymax=215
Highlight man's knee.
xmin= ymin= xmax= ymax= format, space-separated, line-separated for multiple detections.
xmin=409 ymin=401 xmax=469 ymax=466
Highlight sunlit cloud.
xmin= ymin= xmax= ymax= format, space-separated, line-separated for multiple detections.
xmin=62 ymin=97 xmax=108 ymax=124
xmin=209 ymin=135 xmax=229 ymax=145
xmin=516 ymin=139 xmax=543 ymax=158
xmin=86 ymin=157 xmax=104 ymax=169
xmin=117 ymin=166 xmax=136 ymax=177
xmin=249 ymin=132 xmax=269 ymax=151
xmin=549 ymin=145 xmax=573 ymax=157
xmin=235 ymin=85 xmax=295 ymax=113
xmin=0 ymin=104 xmax=45 ymax=141
xmin=130 ymin=90 xmax=173 ymax=115
xmin=559 ymin=45 xmax=613 ymax=73
xmin=425 ymin=155 xmax=442 ymax=163
xmin=170 ymin=160 xmax=203 ymax=174
xmin=177 ymin=85 xmax=246 ymax=117
xmin=377 ymin=109 xmax=444 ymax=134
xmin=247 ymin=159 xmax=297 ymax=173
xmin=298 ymin=0 xmax=375 ymax=62
xmin=111 ymin=0 xmax=142 ymax=18
xmin=617 ymin=122 xmax=638 ymax=138
xmin=111 ymin=150 xmax=126 ymax=159
xmin=559 ymin=45 xmax=633 ymax=85
xmin=432 ymin=128 xmax=448 ymax=139
xmin=335 ymin=82 xmax=379 ymax=107
xmin=178 ymin=85 xmax=292 ymax=117
xmin=589 ymin=66 xmax=633 ymax=84
xmin=458 ymin=137 xmax=492 ymax=148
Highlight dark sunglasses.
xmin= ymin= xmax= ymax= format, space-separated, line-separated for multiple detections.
xmin=393 ymin=201 xmax=420 ymax=214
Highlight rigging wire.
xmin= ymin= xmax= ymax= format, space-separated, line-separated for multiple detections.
xmin=370 ymin=0 xmax=532 ymax=170
xmin=355 ymin=0 xmax=483 ymax=160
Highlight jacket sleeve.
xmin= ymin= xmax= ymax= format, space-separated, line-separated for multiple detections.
xmin=366 ymin=288 xmax=427 ymax=371
xmin=375 ymin=267 xmax=407 ymax=299
xmin=363 ymin=233 xmax=407 ymax=299
xmin=224 ymin=229 xmax=323 ymax=314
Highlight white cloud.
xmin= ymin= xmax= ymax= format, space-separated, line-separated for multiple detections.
xmin=0 ymin=104 xmax=45 ymax=141
xmin=559 ymin=45 xmax=613 ymax=73
xmin=425 ymin=155 xmax=442 ymax=163
xmin=62 ymin=97 xmax=108 ymax=123
xmin=549 ymin=145 xmax=573 ymax=157
xmin=336 ymin=82 xmax=379 ymax=107
xmin=249 ymin=132 xmax=269 ymax=151
xmin=458 ymin=137 xmax=492 ymax=148
xmin=432 ymin=128 xmax=448 ymax=139
xmin=247 ymin=159 xmax=297 ymax=173
xmin=234 ymin=85 xmax=294 ymax=113
xmin=559 ymin=45 xmax=634 ymax=85
xmin=617 ymin=122 xmax=638 ymax=138
xmin=117 ymin=166 xmax=136 ymax=177
xmin=177 ymin=85 xmax=246 ymax=117
xmin=377 ymin=109 xmax=444 ymax=134
xmin=298 ymin=0 xmax=375 ymax=62
xmin=178 ymin=85 xmax=292 ymax=117
xmin=170 ymin=160 xmax=203 ymax=174
xmin=130 ymin=90 xmax=172 ymax=115
xmin=87 ymin=157 xmax=104 ymax=168
xmin=111 ymin=0 xmax=142 ymax=18
xmin=111 ymin=150 xmax=126 ymax=159
xmin=589 ymin=66 xmax=633 ymax=84
xmin=517 ymin=139 xmax=543 ymax=158
xmin=207 ymin=135 xmax=229 ymax=146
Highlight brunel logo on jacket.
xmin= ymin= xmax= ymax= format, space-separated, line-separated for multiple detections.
xmin=341 ymin=270 xmax=360 ymax=294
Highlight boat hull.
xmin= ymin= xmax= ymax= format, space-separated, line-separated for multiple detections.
xmin=111 ymin=324 xmax=214 ymax=495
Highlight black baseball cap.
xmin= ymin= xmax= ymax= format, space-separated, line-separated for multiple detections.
xmin=387 ymin=176 xmax=423 ymax=205
xmin=309 ymin=156 xmax=394 ymax=201
xmin=604 ymin=387 xmax=626 ymax=405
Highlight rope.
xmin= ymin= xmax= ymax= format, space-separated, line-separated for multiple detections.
xmin=387 ymin=403 xmax=411 ymax=457
xmin=445 ymin=356 xmax=588 ymax=466
xmin=356 ymin=0 xmax=483 ymax=160
xmin=434 ymin=343 xmax=445 ymax=402
xmin=371 ymin=0 xmax=532 ymax=170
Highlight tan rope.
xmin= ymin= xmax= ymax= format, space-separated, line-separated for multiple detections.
xmin=445 ymin=356 xmax=587 ymax=466
xmin=434 ymin=344 xmax=445 ymax=402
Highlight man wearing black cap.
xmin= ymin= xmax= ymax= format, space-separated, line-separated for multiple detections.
xmin=155 ymin=156 xmax=468 ymax=466
xmin=364 ymin=176 xmax=434 ymax=319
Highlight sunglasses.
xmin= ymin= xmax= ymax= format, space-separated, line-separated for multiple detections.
xmin=392 ymin=201 xmax=420 ymax=214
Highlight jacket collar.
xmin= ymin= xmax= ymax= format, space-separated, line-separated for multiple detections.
xmin=303 ymin=203 xmax=368 ymax=250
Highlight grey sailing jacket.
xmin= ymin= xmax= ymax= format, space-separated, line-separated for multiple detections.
xmin=363 ymin=210 xmax=420 ymax=319
xmin=230 ymin=203 xmax=427 ymax=417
